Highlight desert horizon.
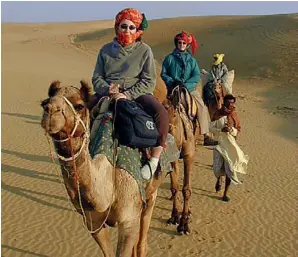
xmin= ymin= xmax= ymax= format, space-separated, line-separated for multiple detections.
xmin=2 ymin=13 xmax=297 ymax=257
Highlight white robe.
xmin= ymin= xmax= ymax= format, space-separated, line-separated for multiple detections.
xmin=210 ymin=116 xmax=249 ymax=185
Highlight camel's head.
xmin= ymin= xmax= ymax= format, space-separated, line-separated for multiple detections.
xmin=212 ymin=82 xmax=224 ymax=110
xmin=41 ymin=80 xmax=93 ymax=140
xmin=162 ymin=89 xmax=184 ymax=133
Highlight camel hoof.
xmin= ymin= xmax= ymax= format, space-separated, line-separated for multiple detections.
xmin=184 ymin=223 xmax=191 ymax=235
xmin=222 ymin=195 xmax=230 ymax=202
xmin=177 ymin=216 xmax=190 ymax=235
xmin=177 ymin=224 xmax=184 ymax=234
xmin=167 ymin=216 xmax=179 ymax=225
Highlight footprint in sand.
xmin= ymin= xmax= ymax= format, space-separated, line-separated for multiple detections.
xmin=210 ymin=236 xmax=223 ymax=243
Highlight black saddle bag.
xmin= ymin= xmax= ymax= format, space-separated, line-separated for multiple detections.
xmin=113 ymin=99 xmax=159 ymax=148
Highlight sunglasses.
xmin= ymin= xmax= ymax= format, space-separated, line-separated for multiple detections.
xmin=178 ymin=41 xmax=187 ymax=45
xmin=120 ymin=24 xmax=136 ymax=30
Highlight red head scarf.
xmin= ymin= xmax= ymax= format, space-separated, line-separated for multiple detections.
xmin=174 ymin=31 xmax=199 ymax=55
xmin=115 ymin=8 xmax=145 ymax=46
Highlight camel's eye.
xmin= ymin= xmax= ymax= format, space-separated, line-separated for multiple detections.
xmin=74 ymin=104 xmax=84 ymax=111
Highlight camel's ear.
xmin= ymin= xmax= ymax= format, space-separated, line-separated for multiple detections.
xmin=80 ymin=80 xmax=94 ymax=103
xmin=48 ymin=80 xmax=61 ymax=97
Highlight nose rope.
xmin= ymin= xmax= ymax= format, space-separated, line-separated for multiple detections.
xmin=53 ymin=96 xmax=88 ymax=143
xmin=52 ymin=96 xmax=89 ymax=162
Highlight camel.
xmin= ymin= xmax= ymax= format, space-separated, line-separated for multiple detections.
xmin=162 ymin=87 xmax=197 ymax=235
xmin=40 ymin=80 xmax=164 ymax=257
xmin=204 ymin=81 xmax=225 ymax=120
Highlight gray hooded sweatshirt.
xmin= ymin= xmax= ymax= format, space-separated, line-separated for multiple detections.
xmin=92 ymin=39 xmax=156 ymax=100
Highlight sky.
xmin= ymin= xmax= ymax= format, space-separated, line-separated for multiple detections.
xmin=1 ymin=1 xmax=298 ymax=23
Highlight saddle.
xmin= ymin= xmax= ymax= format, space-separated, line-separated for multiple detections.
xmin=89 ymin=97 xmax=161 ymax=179
xmin=169 ymin=86 xmax=198 ymax=121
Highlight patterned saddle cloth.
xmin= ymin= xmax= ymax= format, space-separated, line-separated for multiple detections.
xmin=89 ymin=108 xmax=179 ymax=202
xmin=170 ymin=86 xmax=198 ymax=121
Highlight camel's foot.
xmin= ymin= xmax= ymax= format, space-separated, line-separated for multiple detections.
xmin=222 ymin=195 xmax=230 ymax=202
xmin=177 ymin=215 xmax=190 ymax=235
xmin=215 ymin=179 xmax=222 ymax=192
xmin=167 ymin=208 xmax=180 ymax=225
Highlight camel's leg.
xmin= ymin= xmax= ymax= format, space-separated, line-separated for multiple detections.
xmin=136 ymin=189 xmax=158 ymax=257
xmin=177 ymin=155 xmax=193 ymax=235
xmin=222 ymin=176 xmax=231 ymax=202
xmin=92 ymin=227 xmax=114 ymax=257
xmin=116 ymin=219 xmax=140 ymax=257
xmin=167 ymin=160 xmax=181 ymax=225
xmin=132 ymin=233 xmax=139 ymax=257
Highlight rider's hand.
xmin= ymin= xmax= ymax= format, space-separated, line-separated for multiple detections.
xmin=112 ymin=93 xmax=127 ymax=100
xmin=221 ymin=126 xmax=229 ymax=132
xmin=109 ymin=84 xmax=120 ymax=95
xmin=174 ymin=81 xmax=184 ymax=88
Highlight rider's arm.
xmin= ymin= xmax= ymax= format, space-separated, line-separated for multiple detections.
xmin=92 ymin=49 xmax=110 ymax=96
xmin=229 ymin=127 xmax=238 ymax=137
xmin=184 ymin=60 xmax=200 ymax=92
xmin=161 ymin=55 xmax=175 ymax=88
xmin=123 ymin=47 xmax=156 ymax=100
xmin=220 ymin=64 xmax=228 ymax=83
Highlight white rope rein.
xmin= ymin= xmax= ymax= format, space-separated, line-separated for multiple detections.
xmin=53 ymin=96 xmax=89 ymax=162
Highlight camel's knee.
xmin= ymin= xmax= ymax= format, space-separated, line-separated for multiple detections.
xmin=182 ymin=188 xmax=192 ymax=200
xmin=170 ymin=187 xmax=178 ymax=198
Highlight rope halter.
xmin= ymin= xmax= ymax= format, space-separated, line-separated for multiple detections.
xmin=52 ymin=96 xmax=89 ymax=162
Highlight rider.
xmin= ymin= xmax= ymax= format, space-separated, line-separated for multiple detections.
xmin=92 ymin=8 xmax=169 ymax=181
xmin=161 ymin=31 xmax=218 ymax=146
xmin=203 ymin=54 xmax=229 ymax=105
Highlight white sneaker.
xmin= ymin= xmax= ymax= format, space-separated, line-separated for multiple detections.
xmin=140 ymin=157 xmax=159 ymax=181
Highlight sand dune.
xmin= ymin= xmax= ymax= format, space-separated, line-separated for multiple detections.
xmin=2 ymin=14 xmax=297 ymax=257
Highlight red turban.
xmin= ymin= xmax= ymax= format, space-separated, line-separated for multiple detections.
xmin=115 ymin=8 xmax=143 ymax=29
xmin=174 ymin=31 xmax=199 ymax=55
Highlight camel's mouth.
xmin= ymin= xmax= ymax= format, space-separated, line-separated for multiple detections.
xmin=41 ymin=112 xmax=65 ymax=135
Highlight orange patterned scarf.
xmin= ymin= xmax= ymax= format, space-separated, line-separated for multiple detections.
xmin=115 ymin=8 xmax=144 ymax=46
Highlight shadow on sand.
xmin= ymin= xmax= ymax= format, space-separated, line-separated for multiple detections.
xmin=1 ymin=245 xmax=49 ymax=257
xmin=2 ymin=149 xmax=53 ymax=164
xmin=2 ymin=181 xmax=70 ymax=211
xmin=2 ymin=163 xmax=59 ymax=183
xmin=2 ymin=112 xmax=41 ymax=121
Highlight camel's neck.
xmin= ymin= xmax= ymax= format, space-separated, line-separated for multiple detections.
xmin=56 ymin=137 xmax=114 ymax=213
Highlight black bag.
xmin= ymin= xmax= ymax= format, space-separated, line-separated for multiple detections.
xmin=113 ymin=99 xmax=159 ymax=148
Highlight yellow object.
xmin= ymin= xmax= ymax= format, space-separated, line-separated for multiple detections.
xmin=213 ymin=53 xmax=225 ymax=65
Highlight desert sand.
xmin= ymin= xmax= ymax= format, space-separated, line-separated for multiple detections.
xmin=2 ymin=14 xmax=297 ymax=257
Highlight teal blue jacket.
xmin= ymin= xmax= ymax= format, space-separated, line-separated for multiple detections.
xmin=161 ymin=49 xmax=200 ymax=92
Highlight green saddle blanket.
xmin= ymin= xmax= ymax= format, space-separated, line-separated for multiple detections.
xmin=89 ymin=112 xmax=179 ymax=202
xmin=89 ymin=112 xmax=145 ymax=200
